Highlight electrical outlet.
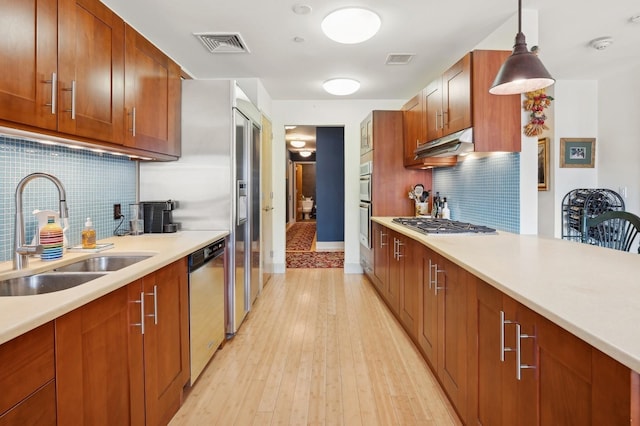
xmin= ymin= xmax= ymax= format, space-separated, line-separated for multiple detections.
xmin=113 ymin=203 xmax=122 ymax=219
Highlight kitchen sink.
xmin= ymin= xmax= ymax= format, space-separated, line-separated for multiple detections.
xmin=0 ymin=272 xmax=106 ymax=296
xmin=53 ymin=255 xmax=152 ymax=273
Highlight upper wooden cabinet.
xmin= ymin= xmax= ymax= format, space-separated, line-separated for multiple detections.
xmin=402 ymin=50 xmax=520 ymax=168
xmin=0 ymin=0 xmax=58 ymax=131
xmin=57 ymin=0 xmax=125 ymax=144
xmin=0 ymin=0 xmax=181 ymax=159
xmin=124 ymin=25 xmax=181 ymax=157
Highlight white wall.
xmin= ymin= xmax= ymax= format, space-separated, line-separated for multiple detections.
xmin=270 ymin=99 xmax=404 ymax=274
xmin=551 ymin=81 xmax=599 ymax=237
xmin=598 ymin=64 xmax=640 ymax=217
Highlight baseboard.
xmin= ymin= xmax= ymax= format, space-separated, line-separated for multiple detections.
xmin=315 ymin=241 xmax=345 ymax=251
xmin=274 ymin=263 xmax=286 ymax=274
xmin=344 ymin=262 xmax=363 ymax=274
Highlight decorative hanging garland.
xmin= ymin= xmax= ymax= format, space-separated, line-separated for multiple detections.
xmin=523 ymin=89 xmax=553 ymax=137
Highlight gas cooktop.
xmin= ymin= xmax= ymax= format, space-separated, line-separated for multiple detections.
xmin=392 ymin=217 xmax=497 ymax=235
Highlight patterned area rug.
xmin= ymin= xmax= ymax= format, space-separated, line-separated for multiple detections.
xmin=286 ymin=251 xmax=344 ymax=269
xmin=286 ymin=222 xmax=316 ymax=251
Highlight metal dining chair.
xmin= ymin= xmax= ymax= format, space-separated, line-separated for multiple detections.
xmin=581 ymin=210 xmax=640 ymax=253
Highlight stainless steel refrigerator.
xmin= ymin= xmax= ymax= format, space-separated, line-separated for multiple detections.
xmin=140 ymin=79 xmax=261 ymax=336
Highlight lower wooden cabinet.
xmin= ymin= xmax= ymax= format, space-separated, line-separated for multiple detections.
xmin=368 ymin=224 xmax=640 ymax=425
xmin=0 ymin=323 xmax=56 ymax=426
xmin=371 ymin=222 xmax=389 ymax=295
xmin=418 ymin=247 xmax=471 ymax=422
xmin=55 ymin=258 xmax=189 ymax=426
xmin=472 ymin=279 xmax=640 ymax=425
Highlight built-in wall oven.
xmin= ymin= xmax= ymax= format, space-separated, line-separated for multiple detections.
xmin=359 ymin=161 xmax=373 ymax=248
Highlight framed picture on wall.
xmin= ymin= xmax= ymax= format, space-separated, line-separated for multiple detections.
xmin=538 ymin=137 xmax=550 ymax=191
xmin=560 ymin=138 xmax=596 ymax=168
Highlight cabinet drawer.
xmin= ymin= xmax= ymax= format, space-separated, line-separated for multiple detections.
xmin=0 ymin=380 xmax=56 ymax=426
xmin=0 ymin=323 xmax=55 ymax=415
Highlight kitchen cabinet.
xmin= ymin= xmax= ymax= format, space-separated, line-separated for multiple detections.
xmin=55 ymin=258 xmax=189 ymax=426
xmin=371 ymin=221 xmax=389 ymax=294
xmin=124 ymin=25 xmax=181 ymax=157
xmin=418 ymin=246 xmax=471 ymax=422
xmin=425 ymin=54 xmax=471 ymax=142
xmin=0 ymin=0 xmax=182 ymax=159
xmin=57 ymin=0 xmax=125 ymax=144
xmin=0 ymin=322 xmax=56 ymax=426
xmin=360 ymin=113 xmax=373 ymax=156
xmin=398 ymin=237 xmax=420 ymax=339
xmin=360 ymin=110 xmax=432 ymax=282
xmin=402 ymin=50 xmax=520 ymax=169
xmin=472 ymin=279 xmax=639 ymax=425
xmin=0 ymin=0 xmax=58 ymax=132
xmin=402 ymin=90 xmax=457 ymax=168
xmin=384 ymin=230 xmax=404 ymax=315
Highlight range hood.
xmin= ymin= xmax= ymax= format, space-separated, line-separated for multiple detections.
xmin=414 ymin=128 xmax=473 ymax=159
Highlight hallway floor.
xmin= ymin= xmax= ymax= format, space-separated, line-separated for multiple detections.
xmin=169 ymin=269 xmax=460 ymax=425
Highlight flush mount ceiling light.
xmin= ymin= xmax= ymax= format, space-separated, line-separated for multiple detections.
xmin=290 ymin=140 xmax=306 ymax=148
xmin=299 ymin=150 xmax=313 ymax=157
xmin=489 ymin=0 xmax=554 ymax=95
xmin=589 ymin=36 xmax=614 ymax=50
xmin=323 ymin=78 xmax=360 ymax=95
xmin=321 ymin=7 xmax=381 ymax=44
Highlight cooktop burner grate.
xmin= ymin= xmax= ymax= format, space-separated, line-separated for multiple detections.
xmin=392 ymin=217 xmax=496 ymax=235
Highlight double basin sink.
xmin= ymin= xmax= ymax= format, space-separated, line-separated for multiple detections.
xmin=0 ymin=254 xmax=153 ymax=296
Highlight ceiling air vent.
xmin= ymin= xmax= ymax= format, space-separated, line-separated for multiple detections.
xmin=194 ymin=32 xmax=250 ymax=53
xmin=385 ymin=53 xmax=414 ymax=65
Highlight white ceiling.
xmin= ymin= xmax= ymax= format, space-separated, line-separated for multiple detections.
xmin=101 ymin=0 xmax=640 ymax=104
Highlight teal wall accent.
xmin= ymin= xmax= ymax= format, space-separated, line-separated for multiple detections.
xmin=433 ymin=153 xmax=520 ymax=233
xmin=0 ymin=136 xmax=137 ymax=262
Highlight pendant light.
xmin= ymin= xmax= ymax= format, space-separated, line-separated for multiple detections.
xmin=489 ymin=0 xmax=554 ymax=95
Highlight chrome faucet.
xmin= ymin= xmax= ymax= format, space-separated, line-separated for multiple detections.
xmin=14 ymin=173 xmax=69 ymax=270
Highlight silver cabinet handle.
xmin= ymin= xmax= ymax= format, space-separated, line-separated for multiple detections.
xmin=393 ymin=238 xmax=398 ymax=260
xmin=44 ymin=72 xmax=56 ymax=114
xmin=428 ymin=259 xmax=434 ymax=290
xmin=435 ymin=110 xmax=440 ymax=130
xmin=500 ymin=310 xmax=516 ymax=361
xmin=442 ymin=110 xmax=448 ymax=128
xmin=433 ymin=263 xmax=445 ymax=295
xmin=380 ymin=231 xmax=387 ymax=247
xmin=63 ymin=80 xmax=76 ymax=119
xmin=396 ymin=239 xmax=404 ymax=259
xmin=515 ymin=323 xmax=536 ymax=380
xmin=132 ymin=291 xmax=145 ymax=335
xmin=129 ymin=107 xmax=136 ymax=136
xmin=146 ymin=285 xmax=158 ymax=325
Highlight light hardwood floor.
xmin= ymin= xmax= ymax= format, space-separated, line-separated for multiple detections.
xmin=170 ymin=269 xmax=461 ymax=425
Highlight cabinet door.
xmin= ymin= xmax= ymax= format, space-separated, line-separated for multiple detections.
xmin=437 ymin=257 xmax=469 ymax=418
xmin=124 ymin=25 xmax=181 ymax=157
xmin=0 ymin=0 xmax=57 ymax=131
xmin=372 ymin=222 xmax=389 ymax=294
xmin=399 ymin=238 xmax=420 ymax=339
xmin=401 ymin=92 xmax=424 ymax=167
xmin=386 ymin=231 xmax=403 ymax=314
xmin=58 ymin=0 xmax=125 ymax=144
xmin=55 ymin=286 xmax=143 ymax=426
xmin=142 ymin=258 xmax=190 ymax=426
xmin=442 ymin=53 xmax=471 ymax=135
xmin=424 ymin=78 xmax=442 ymax=142
xmin=418 ymin=247 xmax=438 ymax=366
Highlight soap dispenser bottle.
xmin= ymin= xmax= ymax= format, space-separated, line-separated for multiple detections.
xmin=82 ymin=217 xmax=96 ymax=249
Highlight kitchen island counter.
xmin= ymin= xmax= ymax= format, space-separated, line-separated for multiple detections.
xmin=0 ymin=230 xmax=228 ymax=345
xmin=374 ymin=216 xmax=640 ymax=373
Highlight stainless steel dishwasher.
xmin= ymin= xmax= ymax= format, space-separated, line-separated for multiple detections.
xmin=188 ymin=237 xmax=226 ymax=385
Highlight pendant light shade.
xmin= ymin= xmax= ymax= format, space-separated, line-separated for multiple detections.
xmin=489 ymin=0 xmax=554 ymax=95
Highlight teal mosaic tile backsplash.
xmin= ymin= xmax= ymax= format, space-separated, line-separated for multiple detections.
xmin=433 ymin=153 xmax=520 ymax=233
xmin=0 ymin=136 xmax=137 ymax=262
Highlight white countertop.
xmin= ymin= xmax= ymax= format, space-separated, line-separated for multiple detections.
xmin=0 ymin=230 xmax=228 ymax=345
xmin=374 ymin=217 xmax=640 ymax=373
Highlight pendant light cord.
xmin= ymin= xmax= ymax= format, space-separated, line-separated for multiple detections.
xmin=518 ymin=0 xmax=522 ymax=34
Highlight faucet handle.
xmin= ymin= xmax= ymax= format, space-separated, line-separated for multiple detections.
xmin=17 ymin=244 xmax=43 ymax=255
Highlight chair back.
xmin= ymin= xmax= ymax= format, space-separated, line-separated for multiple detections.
xmin=581 ymin=210 xmax=640 ymax=253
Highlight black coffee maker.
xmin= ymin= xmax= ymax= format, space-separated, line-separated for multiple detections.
xmin=140 ymin=200 xmax=179 ymax=233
